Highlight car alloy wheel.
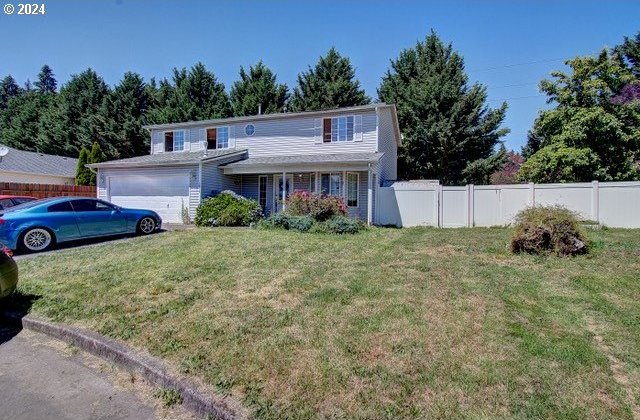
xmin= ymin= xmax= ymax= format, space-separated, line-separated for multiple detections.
xmin=139 ymin=217 xmax=156 ymax=234
xmin=23 ymin=228 xmax=52 ymax=252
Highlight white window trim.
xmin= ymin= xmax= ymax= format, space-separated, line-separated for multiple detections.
xmin=163 ymin=129 xmax=186 ymax=152
xmin=346 ymin=172 xmax=359 ymax=208
xmin=320 ymin=172 xmax=343 ymax=197
xmin=330 ymin=115 xmax=356 ymax=143
xmin=205 ymin=126 xmax=231 ymax=150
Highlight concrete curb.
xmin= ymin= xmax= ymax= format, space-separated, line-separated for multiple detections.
xmin=1 ymin=312 xmax=240 ymax=420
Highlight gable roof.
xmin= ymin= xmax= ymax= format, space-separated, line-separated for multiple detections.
xmin=143 ymin=103 xmax=402 ymax=146
xmin=0 ymin=145 xmax=77 ymax=178
xmin=87 ymin=148 xmax=246 ymax=169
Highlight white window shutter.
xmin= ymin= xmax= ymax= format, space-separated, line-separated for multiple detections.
xmin=354 ymin=115 xmax=363 ymax=142
xmin=184 ymin=129 xmax=191 ymax=151
xmin=229 ymin=126 xmax=236 ymax=149
xmin=199 ymin=128 xmax=205 ymax=149
xmin=314 ymin=118 xmax=322 ymax=144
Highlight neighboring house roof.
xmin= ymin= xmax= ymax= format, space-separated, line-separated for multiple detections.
xmin=143 ymin=103 xmax=402 ymax=146
xmin=87 ymin=148 xmax=247 ymax=169
xmin=222 ymin=152 xmax=383 ymax=168
xmin=0 ymin=145 xmax=77 ymax=178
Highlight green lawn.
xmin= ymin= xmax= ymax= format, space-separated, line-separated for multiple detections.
xmin=8 ymin=227 xmax=640 ymax=419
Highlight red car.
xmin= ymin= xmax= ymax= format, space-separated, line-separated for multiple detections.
xmin=0 ymin=195 xmax=37 ymax=211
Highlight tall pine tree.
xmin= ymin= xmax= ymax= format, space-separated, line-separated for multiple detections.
xmin=0 ymin=75 xmax=22 ymax=110
xmin=102 ymin=72 xmax=151 ymax=158
xmin=230 ymin=61 xmax=288 ymax=116
xmin=289 ymin=47 xmax=370 ymax=111
xmin=37 ymin=68 xmax=110 ymax=157
xmin=35 ymin=65 xmax=57 ymax=94
xmin=148 ymin=63 xmax=231 ymax=124
xmin=378 ymin=31 xmax=509 ymax=184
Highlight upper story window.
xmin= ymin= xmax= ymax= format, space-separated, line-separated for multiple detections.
xmin=323 ymin=116 xmax=354 ymax=143
xmin=164 ymin=130 xmax=185 ymax=152
xmin=206 ymin=127 xmax=230 ymax=149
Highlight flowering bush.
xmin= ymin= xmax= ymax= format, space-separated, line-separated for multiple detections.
xmin=284 ymin=190 xmax=347 ymax=221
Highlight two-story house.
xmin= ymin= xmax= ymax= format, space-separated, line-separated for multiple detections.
xmin=88 ymin=103 xmax=401 ymax=224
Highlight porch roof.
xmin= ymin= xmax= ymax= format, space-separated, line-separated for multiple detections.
xmin=221 ymin=152 xmax=383 ymax=174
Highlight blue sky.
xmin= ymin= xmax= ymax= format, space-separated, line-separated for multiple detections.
xmin=1 ymin=0 xmax=638 ymax=151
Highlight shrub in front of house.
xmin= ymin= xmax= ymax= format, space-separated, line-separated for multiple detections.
xmin=510 ymin=205 xmax=588 ymax=256
xmin=194 ymin=191 xmax=262 ymax=227
xmin=259 ymin=213 xmax=365 ymax=234
xmin=284 ymin=191 xmax=347 ymax=221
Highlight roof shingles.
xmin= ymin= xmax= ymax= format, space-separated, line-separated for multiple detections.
xmin=0 ymin=145 xmax=77 ymax=177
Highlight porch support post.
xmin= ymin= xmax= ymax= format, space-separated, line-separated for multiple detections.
xmin=282 ymin=169 xmax=286 ymax=212
xmin=315 ymin=171 xmax=320 ymax=194
xmin=342 ymin=170 xmax=347 ymax=203
xmin=367 ymin=164 xmax=373 ymax=226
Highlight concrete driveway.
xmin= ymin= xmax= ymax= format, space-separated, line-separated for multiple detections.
xmin=0 ymin=324 xmax=195 ymax=419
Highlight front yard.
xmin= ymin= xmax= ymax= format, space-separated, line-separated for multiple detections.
xmin=8 ymin=227 xmax=640 ymax=418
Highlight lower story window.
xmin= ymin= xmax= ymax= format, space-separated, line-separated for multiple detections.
xmin=347 ymin=173 xmax=359 ymax=207
xmin=320 ymin=173 xmax=342 ymax=197
xmin=258 ymin=176 xmax=267 ymax=210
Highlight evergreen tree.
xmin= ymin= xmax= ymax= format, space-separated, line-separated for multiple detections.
xmin=35 ymin=65 xmax=57 ymax=94
xmin=75 ymin=147 xmax=91 ymax=185
xmin=37 ymin=68 xmax=110 ymax=157
xmin=230 ymin=61 xmax=288 ymax=116
xmin=289 ymin=47 xmax=370 ymax=111
xmin=520 ymin=49 xmax=640 ymax=182
xmin=149 ymin=63 xmax=231 ymax=124
xmin=0 ymin=91 xmax=54 ymax=152
xmin=102 ymin=72 xmax=151 ymax=158
xmin=88 ymin=141 xmax=106 ymax=185
xmin=0 ymin=75 xmax=22 ymax=110
xmin=378 ymin=31 xmax=509 ymax=184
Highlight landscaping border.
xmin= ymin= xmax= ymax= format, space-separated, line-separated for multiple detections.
xmin=0 ymin=312 xmax=242 ymax=420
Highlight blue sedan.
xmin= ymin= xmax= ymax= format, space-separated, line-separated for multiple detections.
xmin=0 ymin=197 xmax=162 ymax=252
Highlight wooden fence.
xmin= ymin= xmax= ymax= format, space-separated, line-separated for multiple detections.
xmin=0 ymin=182 xmax=96 ymax=199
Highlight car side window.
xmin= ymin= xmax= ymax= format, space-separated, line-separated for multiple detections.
xmin=48 ymin=201 xmax=74 ymax=212
xmin=13 ymin=197 xmax=35 ymax=205
xmin=70 ymin=199 xmax=98 ymax=212
xmin=0 ymin=198 xmax=13 ymax=210
xmin=95 ymin=201 xmax=115 ymax=211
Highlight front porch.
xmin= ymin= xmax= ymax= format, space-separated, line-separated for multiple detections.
xmin=220 ymin=153 xmax=382 ymax=224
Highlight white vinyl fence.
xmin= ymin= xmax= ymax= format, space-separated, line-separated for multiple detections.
xmin=376 ymin=181 xmax=640 ymax=228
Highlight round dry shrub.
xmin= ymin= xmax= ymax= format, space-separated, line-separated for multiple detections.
xmin=510 ymin=206 xmax=588 ymax=256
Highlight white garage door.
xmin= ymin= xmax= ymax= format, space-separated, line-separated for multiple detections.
xmin=109 ymin=174 xmax=190 ymax=223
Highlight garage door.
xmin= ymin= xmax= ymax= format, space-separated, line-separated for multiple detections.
xmin=108 ymin=174 xmax=190 ymax=223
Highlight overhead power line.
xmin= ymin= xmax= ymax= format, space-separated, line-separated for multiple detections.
xmin=470 ymin=58 xmax=565 ymax=72
xmin=487 ymin=94 xmax=547 ymax=102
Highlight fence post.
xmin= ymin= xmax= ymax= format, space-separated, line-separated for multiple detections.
xmin=591 ymin=180 xmax=599 ymax=224
xmin=436 ymin=184 xmax=443 ymax=228
xmin=466 ymin=184 xmax=474 ymax=227
xmin=528 ymin=183 xmax=535 ymax=206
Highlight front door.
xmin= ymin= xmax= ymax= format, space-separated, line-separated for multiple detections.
xmin=273 ymin=174 xmax=294 ymax=213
